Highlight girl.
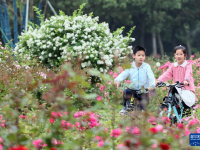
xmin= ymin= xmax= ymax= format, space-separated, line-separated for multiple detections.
xmin=156 ymin=45 xmax=195 ymax=108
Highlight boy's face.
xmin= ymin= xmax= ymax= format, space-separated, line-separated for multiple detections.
xmin=132 ymin=50 xmax=145 ymax=64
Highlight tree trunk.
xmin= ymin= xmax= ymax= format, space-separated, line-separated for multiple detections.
xmin=181 ymin=24 xmax=192 ymax=57
xmin=13 ymin=0 xmax=18 ymax=46
xmin=157 ymin=32 xmax=164 ymax=57
xmin=2 ymin=0 xmax=14 ymax=48
xmin=151 ymin=26 xmax=157 ymax=55
xmin=140 ymin=18 xmax=145 ymax=46
xmin=21 ymin=0 xmax=27 ymax=32
xmin=0 ymin=0 xmax=7 ymax=44
xmin=29 ymin=0 xmax=34 ymax=23
xmin=37 ymin=0 xmax=42 ymax=26
xmin=43 ymin=1 xmax=47 ymax=19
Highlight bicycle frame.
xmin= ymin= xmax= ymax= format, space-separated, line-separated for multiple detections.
xmin=157 ymin=81 xmax=185 ymax=123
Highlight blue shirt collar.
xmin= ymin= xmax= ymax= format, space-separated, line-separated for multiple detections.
xmin=131 ymin=61 xmax=145 ymax=68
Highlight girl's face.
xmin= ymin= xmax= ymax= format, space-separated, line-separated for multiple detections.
xmin=174 ymin=49 xmax=186 ymax=65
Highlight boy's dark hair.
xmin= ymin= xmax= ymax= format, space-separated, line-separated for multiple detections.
xmin=174 ymin=45 xmax=187 ymax=55
xmin=133 ymin=45 xmax=146 ymax=55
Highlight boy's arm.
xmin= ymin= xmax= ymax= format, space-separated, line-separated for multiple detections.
xmin=146 ymin=64 xmax=156 ymax=89
xmin=184 ymin=63 xmax=192 ymax=82
xmin=114 ymin=69 xmax=129 ymax=83
xmin=157 ymin=64 xmax=173 ymax=82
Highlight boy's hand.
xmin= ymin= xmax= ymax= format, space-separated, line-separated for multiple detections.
xmin=148 ymin=87 xmax=154 ymax=91
xmin=184 ymin=80 xmax=189 ymax=86
xmin=114 ymin=81 xmax=120 ymax=88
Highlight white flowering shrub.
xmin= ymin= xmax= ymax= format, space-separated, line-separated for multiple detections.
xmin=15 ymin=4 xmax=135 ymax=73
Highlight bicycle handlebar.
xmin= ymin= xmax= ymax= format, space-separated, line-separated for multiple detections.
xmin=156 ymin=81 xmax=189 ymax=88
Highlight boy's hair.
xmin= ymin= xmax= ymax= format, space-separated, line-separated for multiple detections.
xmin=133 ymin=45 xmax=146 ymax=55
xmin=174 ymin=45 xmax=187 ymax=55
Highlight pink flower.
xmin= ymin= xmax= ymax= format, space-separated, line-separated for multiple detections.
xmin=119 ymin=70 xmax=123 ymax=74
xmin=19 ymin=115 xmax=27 ymax=119
xmin=95 ymin=136 xmax=102 ymax=141
xmin=0 ymin=144 xmax=2 ymax=150
xmin=199 ymin=92 xmax=200 ymax=97
xmin=15 ymin=65 xmax=21 ymax=69
xmin=97 ymin=95 xmax=102 ymax=101
xmin=188 ymin=119 xmax=199 ymax=126
xmin=155 ymin=124 xmax=163 ymax=132
xmin=49 ymin=118 xmax=55 ymax=124
xmin=61 ymin=120 xmax=73 ymax=130
xmin=191 ymin=55 xmax=194 ymax=58
xmin=109 ymin=71 xmax=113 ymax=75
xmin=197 ymin=127 xmax=200 ymax=133
xmin=52 ymin=138 xmax=63 ymax=146
xmin=111 ymin=128 xmax=123 ymax=137
xmin=174 ymin=135 xmax=179 ymax=139
xmin=0 ymin=137 xmax=3 ymax=143
xmin=118 ymin=66 xmax=123 ymax=70
xmin=148 ymin=116 xmax=157 ymax=125
xmin=117 ymin=144 xmax=124 ymax=149
xmin=197 ymin=71 xmax=200 ymax=74
xmin=51 ymin=111 xmax=63 ymax=118
xmin=185 ymin=128 xmax=190 ymax=136
xmin=161 ymin=117 xmax=171 ymax=124
xmin=97 ymin=140 xmax=104 ymax=147
xmin=100 ymin=85 xmax=106 ymax=92
xmin=33 ymin=139 xmax=47 ymax=149
xmin=177 ymin=123 xmax=184 ymax=129
xmin=63 ymin=111 xmax=68 ymax=115
xmin=125 ymin=80 xmax=131 ymax=83
xmin=151 ymin=140 xmax=158 ymax=149
xmin=131 ymin=127 xmax=140 ymax=135
xmin=74 ymin=111 xmax=84 ymax=118
xmin=104 ymin=92 xmax=109 ymax=97
xmin=193 ymin=104 xmax=199 ymax=109
xmin=125 ymin=126 xmax=130 ymax=132
xmin=113 ymin=72 xmax=118 ymax=78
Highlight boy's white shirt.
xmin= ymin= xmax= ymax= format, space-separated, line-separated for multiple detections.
xmin=114 ymin=61 xmax=155 ymax=90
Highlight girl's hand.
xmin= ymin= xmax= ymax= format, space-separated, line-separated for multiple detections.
xmin=184 ymin=80 xmax=189 ymax=86
xmin=114 ymin=81 xmax=120 ymax=88
xmin=155 ymin=80 xmax=160 ymax=86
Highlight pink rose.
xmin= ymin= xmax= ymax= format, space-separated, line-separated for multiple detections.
xmin=111 ymin=128 xmax=123 ymax=137
xmin=97 ymin=95 xmax=102 ymax=101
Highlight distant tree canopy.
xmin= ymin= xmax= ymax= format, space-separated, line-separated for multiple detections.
xmin=1 ymin=0 xmax=200 ymax=57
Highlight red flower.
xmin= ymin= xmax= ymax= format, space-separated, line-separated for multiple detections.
xmin=177 ymin=123 xmax=184 ymax=129
xmin=8 ymin=145 xmax=29 ymax=150
xmin=149 ymin=127 xmax=157 ymax=134
xmin=124 ymin=139 xmax=140 ymax=148
xmin=159 ymin=142 xmax=171 ymax=150
xmin=51 ymin=148 xmax=56 ymax=150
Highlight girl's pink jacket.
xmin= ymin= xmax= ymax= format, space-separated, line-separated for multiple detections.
xmin=158 ymin=60 xmax=195 ymax=93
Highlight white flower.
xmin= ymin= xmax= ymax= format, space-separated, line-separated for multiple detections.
xmin=100 ymin=68 xmax=103 ymax=72
xmin=156 ymin=62 xmax=161 ymax=67
xmin=49 ymin=53 xmax=52 ymax=57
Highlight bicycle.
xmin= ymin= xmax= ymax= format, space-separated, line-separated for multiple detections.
xmin=120 ymin=86 xmax=149 ymax=118
xmin=156 ymin=81 xmax=191 ymax=124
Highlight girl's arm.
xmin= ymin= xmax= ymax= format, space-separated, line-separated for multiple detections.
xmin=114 ymin=69 xmax=129 ymax=83
xmin=184 ymin=63 xmax=192 ymax=81
xmin=157 ymin=64 xmax=173 ymax=82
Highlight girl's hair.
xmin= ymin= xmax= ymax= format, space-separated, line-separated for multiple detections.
xmin=174 ymin=45 xmax=187 ymax=55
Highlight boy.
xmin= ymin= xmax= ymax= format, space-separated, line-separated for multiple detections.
xmin=114 ymin=45 xmax=155 ymax=114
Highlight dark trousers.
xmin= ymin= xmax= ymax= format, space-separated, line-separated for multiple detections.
xmin=123 ymin=88 xmax=149 ymax=110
